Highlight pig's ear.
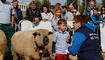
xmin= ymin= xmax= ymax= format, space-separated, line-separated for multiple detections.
xmin=48 ymin=32 xmax=53 ymax=35
xmin=33 ymin=32 xmax=40 ymax=36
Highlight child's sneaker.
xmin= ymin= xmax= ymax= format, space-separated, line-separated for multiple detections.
xmin=65 ymin=49 xmax=69 ymax=53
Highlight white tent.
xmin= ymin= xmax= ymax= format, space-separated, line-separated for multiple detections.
xmin=18 ymin=20 xmax=52 ymax=31
xmin=18 ymin=20 xmax=34 ymax=31
xmin=33 ymin=21 xmax=52 ymax=31
xmin=18 ymin=20 xmax=74 ymax=32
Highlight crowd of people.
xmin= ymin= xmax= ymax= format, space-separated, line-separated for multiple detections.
xmin=0 ymin=0 xmax=105 ymax=60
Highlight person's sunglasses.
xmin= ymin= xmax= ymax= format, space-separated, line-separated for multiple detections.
xmin=72 ymin=11 xmax=77 ymax=13
xmin=102 ymin=9 xmax=105 ymax=11
xmin=73 ymin=21 xmax=77 ymax=24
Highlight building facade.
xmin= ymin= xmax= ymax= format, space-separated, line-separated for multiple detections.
xmin=18 ymin=2 xmax=30 ymax=17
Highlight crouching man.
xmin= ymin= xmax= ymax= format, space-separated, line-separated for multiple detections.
xmin=67 ymin=15 xmax=104 ymax=60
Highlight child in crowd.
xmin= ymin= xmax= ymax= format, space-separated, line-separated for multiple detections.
xmin=51 ymin=7 xmax=64 ymax=31
xmin=52 ymin=19 xmax=70 ymax=60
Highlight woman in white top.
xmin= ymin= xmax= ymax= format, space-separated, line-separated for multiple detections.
xmin=41 ymin=5 xmax=53 ymax=22
xmin=100 ymin=6 xmax=105 ymax=52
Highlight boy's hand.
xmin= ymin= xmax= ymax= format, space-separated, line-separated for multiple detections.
xmin=66 ymin=44 xmax=71 ymax=48
xmin=52 ymin=53 xmax=56 ymax=59
xmin=52 ymin=53 xmax=56 ymax=57
xmin=66 ymin=38 xmax=69 ymax=42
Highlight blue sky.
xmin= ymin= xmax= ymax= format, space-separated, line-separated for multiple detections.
xmin=8 ymin=0 xmax=102 ymax=5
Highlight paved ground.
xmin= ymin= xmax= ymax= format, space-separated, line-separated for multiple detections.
xmin=3 ymin=52 xmax=105 ymax=60
xmin=69 ymin=52 xmax=105 ymax=60
xmin=4 ymin=56 xmax=13 ymax=60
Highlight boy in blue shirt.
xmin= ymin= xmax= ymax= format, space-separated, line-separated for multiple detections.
xmin=52 ymin=19 xmax=70 ymax=60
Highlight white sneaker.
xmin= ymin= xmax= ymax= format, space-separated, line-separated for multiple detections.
xmin=65 ymin=49 xmax=69 ymax=53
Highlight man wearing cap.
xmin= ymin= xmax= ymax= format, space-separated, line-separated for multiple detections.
xmin=0 ymin=0 xmax=14 ymax=58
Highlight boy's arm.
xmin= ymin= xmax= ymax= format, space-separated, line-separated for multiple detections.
xmin=66 ymin=32 xmax=70 ymax=43
xmin=52 ymin=33 xmax=57 ymax=53
xmin=68 ymin=32 xmax=86 ymax=56
xmin=52 ymin=42 xmax=56 ymax=53
xmin=67 ymin=32 xmax=70 ymax=38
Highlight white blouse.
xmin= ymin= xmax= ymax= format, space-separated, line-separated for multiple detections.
xmin=41 ymin=12 xmax=53 ymax=21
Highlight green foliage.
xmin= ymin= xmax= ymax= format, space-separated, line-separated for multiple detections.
xmin=66 ymin=0 xmax=78 ymax=9
xmin=42 ymin=0 xmax=51 ymax=7
xmin=79 ymin=5 xmax=85 ymax=14
xmin=34 ymin=0 xmax=51 ymax=8
xmin=102 ymin=0 xmax=105 ymax=7
xmin=66 ymin=0 xmax=73 ymax=6
xmin=35 ymin=0 xmax=42 ymax=8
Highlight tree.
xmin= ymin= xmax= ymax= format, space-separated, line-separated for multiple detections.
xmin=66 ymin=0 xmax=73 ymax=8
xmin=66 ymin=0 xmax=78 ymax=9
xmin=35 ymin=0 xmax=42 ymax=8
xmin=102 ymin=0 xmax=105 ymax=7
xmin=85 ymin=0 xmax=96 ymax=8
xmin=42 ymin=0 xmax=51 ymax=7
